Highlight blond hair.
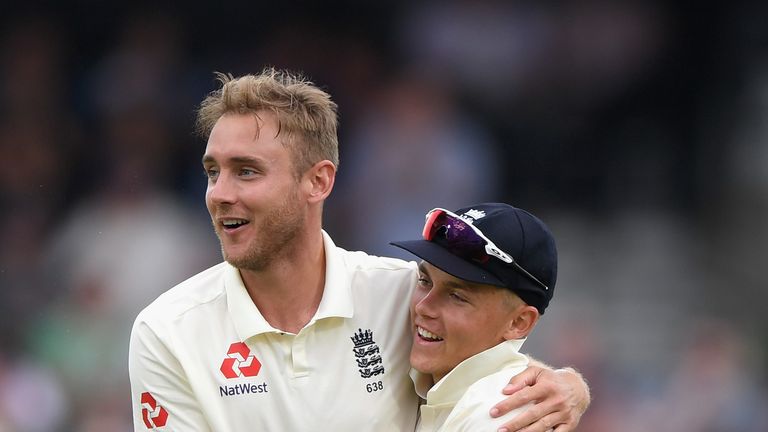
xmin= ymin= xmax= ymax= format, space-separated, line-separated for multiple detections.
xmin=196 ymin=67 xmax=339 ymax=176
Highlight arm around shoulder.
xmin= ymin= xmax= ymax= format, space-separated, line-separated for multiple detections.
xmin=441 ymin=377 xmax=532 ymax=432
xmin=491 ymin=359 xmax=590 ymax=432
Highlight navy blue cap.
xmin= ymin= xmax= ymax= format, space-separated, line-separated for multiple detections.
xmin=390 ymin=203 xmax=557 ymax=314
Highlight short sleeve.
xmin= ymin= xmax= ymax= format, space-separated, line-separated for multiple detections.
xmin=129 ymin=317 xmax=210 ymax=431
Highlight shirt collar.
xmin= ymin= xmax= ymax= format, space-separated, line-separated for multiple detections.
xmin=225 ymin=230 xmax=354 ymax=340
xmin=312 ymin=230 xmax=354 ymax=321
xmin=410 ymin=338 xmax=529 ymax=404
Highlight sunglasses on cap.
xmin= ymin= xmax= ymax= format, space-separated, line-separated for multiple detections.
xmin=422 ymin=208 xmax=549 ymax=292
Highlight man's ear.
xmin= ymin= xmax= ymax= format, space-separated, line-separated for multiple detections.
xmin=503 ymin=305 xmax=540 ymax=340
xmin=304 ymin=160 xmax=336 ymax=204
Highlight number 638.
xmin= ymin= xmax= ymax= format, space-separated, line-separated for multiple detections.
xmin=366 ymin=381 xmax=384 ymax=393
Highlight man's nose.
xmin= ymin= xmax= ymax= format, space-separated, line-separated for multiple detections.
xmin=414 ymin=290 xmax=440 ymax=319
xmin=207 ymin=173 xmax=237 ymax=205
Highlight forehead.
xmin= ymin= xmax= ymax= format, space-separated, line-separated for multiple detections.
xmin=209 ymin=112 xmax=276 ymax=144
xmin=203 ymin=112 xmax=287 ymax=161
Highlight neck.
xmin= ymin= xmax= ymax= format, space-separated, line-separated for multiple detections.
xmin=239 ymin=227 xmax=326 ymax=334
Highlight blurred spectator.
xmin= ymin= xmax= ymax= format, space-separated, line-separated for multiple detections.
xmin=624 ymin=320 xmax=768 ymax=432
xmin=398 ymin=0 xmax=672 ymax=211
xmin=28 ymin=102 xmax=217 ymax=425
xmin=86 ymin=11 xmax=186 ymax=124
xmin=328 ymin=70 xmax=500 ymax=258
xmin=398 ymin=0 xmax=553 ymax=107
xmin=21 ymin=19 xmax=219 ymax=424
xmin=399 ymin=0 xmax=664 ymax=111
xmin=710 ymin=59 xmax=768 ymax=322
xmin=0 ymin=21 xmax=81 ymax=397
xmin=0 ymin=354 xmax=67 ymax=432
xmin=0 ymin=16 xmax=70 ymax=116
xmin=0 ymin=114 xmax=72 ymax=344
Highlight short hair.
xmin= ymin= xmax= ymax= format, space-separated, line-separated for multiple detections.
xmin=196 ymin=67 xmax=339 ymax=176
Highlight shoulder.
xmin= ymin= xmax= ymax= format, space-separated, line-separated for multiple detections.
xmin=342 ymin=248 xmax=417 ymax=272
xmin=442 ymin=368 xmax=531 ymax=431
xmin=324 ymin=229 xmax=417 ymax=274
xmin=334 ymin=245 xmax=418 ymax=284
xmin=133 ymin=261 xmax=228 ymax=328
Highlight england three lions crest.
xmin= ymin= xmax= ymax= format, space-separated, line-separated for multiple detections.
xmin=350 ymin=328 xmax=385 ymax=379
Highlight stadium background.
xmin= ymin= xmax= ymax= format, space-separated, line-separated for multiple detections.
xmin=1 ymin=1 xmax=767 ymax=430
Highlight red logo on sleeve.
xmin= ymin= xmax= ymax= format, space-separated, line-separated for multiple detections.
xmin=140 ymin=392 xmax=169 ymax=428
xmin=220 ymin=342 xmax=262 ymax=378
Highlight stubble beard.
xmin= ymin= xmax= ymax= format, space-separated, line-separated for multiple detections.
xmin=216 ymin=187 xmax=305 ymax=271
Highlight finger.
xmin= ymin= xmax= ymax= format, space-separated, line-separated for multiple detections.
xmin=492 ymin=382 xmax=558 ymax=417
xmin=503 ymin=366 xmax=544 ymax=394
xmin=502 ymin=381 xmax=528 ymax=396
xmin=494 ymin=400 xmax=552 ymax=429
xmin=491 ymin=386 xmax=542 ymax=418
xmin=496 ymin=410 xmax=538 ymax=431
xmin=511 ymin=412 xmax=565 ymax=432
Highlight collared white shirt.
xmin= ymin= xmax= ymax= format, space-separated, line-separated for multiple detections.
xmin=129 ymin=231 xmax=420 ymax=431
xmin=411 ymin=339 xmax=531 ymax=432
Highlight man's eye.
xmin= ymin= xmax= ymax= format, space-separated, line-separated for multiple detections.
xmin=239 ymin=168 xmax=257 ymax=176
xmin=450 ymin=292 xmax=467 ymax=303
xmin=417 ymin=276 xmax=431 ymax=287
xmin=204 ymin=168 xmax=219 ymax=179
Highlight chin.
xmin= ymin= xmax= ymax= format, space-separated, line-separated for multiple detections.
xmin=222 ymin=244 xmax=250 ymax=261
xmin=410 ymin=355 xmax=432 ymax=375
xmin=222 ymin=250 xmax=249 ymax=267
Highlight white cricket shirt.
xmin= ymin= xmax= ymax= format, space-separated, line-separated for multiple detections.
xmin=411 ymin=339 xmax=531 ymax=432
xmin=129 ymin=231 xmax=420 ymax=431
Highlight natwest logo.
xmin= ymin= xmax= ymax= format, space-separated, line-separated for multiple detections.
xmin=140 ymin=392 xmax=168 ymax=429
xmin=220 ymin=342 xmax=262 ymax=379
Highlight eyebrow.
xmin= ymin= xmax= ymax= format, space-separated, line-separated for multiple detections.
xmin=201 ymin=155 xmax=264 ymax=165
xmin=444 ymin=280 xmax=472 ymax=291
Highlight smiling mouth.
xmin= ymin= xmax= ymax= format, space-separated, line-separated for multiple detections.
xmin=417 ymin=326 xmax=443 ymax=342
xmin=220 ymin=219 xmax=250 ymax=230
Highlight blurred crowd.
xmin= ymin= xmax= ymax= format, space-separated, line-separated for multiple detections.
xmin=1 ymin=1 xmax=767 ymax=431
